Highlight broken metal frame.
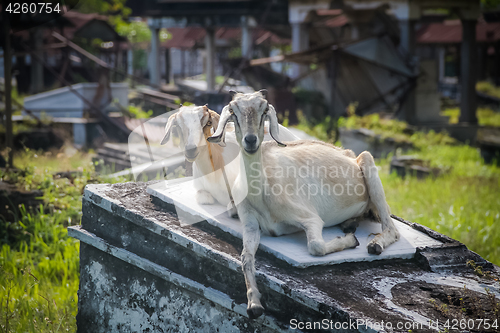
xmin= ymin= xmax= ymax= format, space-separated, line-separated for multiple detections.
xmin=20 ymin=40 xmax=131 ymax=137
xmin=51 ymin=32 xmax=177 ymax=103
xmin=247 ymin=37 xmax=417 ymax=118
xmin=15 ymin=31 xmax=180 ymax=150
xmin=0 ymin=42 xmax=67 ymax=58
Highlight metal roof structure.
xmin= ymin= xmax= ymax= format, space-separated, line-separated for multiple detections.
xmin=161 ymin=27 xmax=290 ymax=49
xmin=126 ymin=0 xmax=289 ymax=27
xmin=417 ymin=19 xmax=500 ymax=44
xmin=343 ymin=37 xmax=414 ymax=77
xmin=12 ymin=10 xmax=127 ymax=43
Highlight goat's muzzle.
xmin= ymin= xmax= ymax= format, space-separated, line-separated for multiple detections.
xmin=185 ymin=145 xmax=199 ymax=161
xmin=243 ymin=134 xmax=259 ymax=154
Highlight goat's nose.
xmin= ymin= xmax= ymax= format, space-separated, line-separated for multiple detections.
xmin=244 ymin=134 xmax=257 ymax=146
xmin=185 ymin=144 xmax=197 ymax=157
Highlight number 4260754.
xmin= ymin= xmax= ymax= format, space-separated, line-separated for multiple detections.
xmin=5 ymin=2 xmax=62 ymax=14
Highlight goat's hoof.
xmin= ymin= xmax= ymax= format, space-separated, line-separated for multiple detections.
xmin=247 ymin=303 xmax=264 ymax=319
xmin=367 ymin=242 xmax=383 ymax=255
xmin=348 ymin=234 xmax=360 ymax=249
xmin=227 ymin=203 xmax=238 ymax=219
xmin=227 ymin=210 xmax=239 ymax=219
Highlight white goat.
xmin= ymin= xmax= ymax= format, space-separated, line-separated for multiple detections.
xmin=160 ymin=105 xmax=298 ymax=217
xmin=208 ymin=90 xmax=400 ymax=319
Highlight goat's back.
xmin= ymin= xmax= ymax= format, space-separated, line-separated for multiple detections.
xmin=258 ymin=140 xmax=369 ymax=226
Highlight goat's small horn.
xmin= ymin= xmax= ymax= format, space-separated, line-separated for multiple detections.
xmin=259 ymin=89 xmax=268 ymax=99
xmin=229 ymin=90 xmax=238 ymax=97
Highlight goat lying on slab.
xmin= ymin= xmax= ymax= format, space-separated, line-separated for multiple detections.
xmin=208 ymin=90 xmax=400 ymax=319
xmin=160 ymin=104 xmax=299 ymax=217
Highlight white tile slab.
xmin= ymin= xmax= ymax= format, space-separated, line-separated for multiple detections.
xmin=147 ymin=179 xmax=443 ymax=268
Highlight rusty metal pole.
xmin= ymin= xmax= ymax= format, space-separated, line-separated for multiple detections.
xmin=3 ymin=6 xmax=14 ymax=168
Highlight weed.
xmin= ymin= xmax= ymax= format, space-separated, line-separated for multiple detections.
xmin=429 ymin=298 xmax=449 ymax=315
xmin=292 ymin=114 xmax=500 ymax=266
xmin=0 ymin=148 xmax=126 ymax=332
xmin=441 ymin=107 xmax=500 ymax=127
xmin=477 ymin=81 xmax=500 ymax=99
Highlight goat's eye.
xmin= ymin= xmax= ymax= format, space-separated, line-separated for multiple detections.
xmin=264 ymin=106 xmax=269 ymax=114
xmin=229 ymin=108 xmax=234 ymax=115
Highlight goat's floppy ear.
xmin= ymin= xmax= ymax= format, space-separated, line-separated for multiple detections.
xmin=208 ymin=109 xmax=220 ymax=134
xmin=266 ymin=104 xmax=286 ymax=147
xmin=160 ymin=113 xmax=177 ymax=145
xmin=207 ymin=105 xmax=232 ymax=147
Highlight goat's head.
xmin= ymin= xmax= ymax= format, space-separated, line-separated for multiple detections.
xmin=207 ymin=90 xmax=286 ymax=155
xmin=160 ymin=105 xmax=220 ymax=162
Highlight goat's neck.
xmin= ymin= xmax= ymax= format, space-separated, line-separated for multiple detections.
xmin=240 ymin=148 xmax=264 ymax=199
xmin=195 ymin=141 xmax=225 ymax=176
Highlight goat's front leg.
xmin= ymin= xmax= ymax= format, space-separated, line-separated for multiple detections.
xmin=239 ymin=204 xmax=264 ymax=319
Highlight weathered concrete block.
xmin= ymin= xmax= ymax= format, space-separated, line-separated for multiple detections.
xmin=339 ymin=128 xmax=413 ymax=158
xmin=70 ymin=182 xmax=500 ymax=333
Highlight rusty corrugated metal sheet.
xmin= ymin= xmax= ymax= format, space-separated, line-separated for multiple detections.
xmin=161 ymin=27 xmax=290 ymax=49
xmin=417 ymin=20 xmax=500 ymax=44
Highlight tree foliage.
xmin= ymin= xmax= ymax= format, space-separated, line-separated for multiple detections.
xmin=76 ymin=0 xmax=131 ymax=18
xmin=115 ymin=20 xmax=151 ymax=43
xmin=482 ymin=0 xmax=500 ymax=10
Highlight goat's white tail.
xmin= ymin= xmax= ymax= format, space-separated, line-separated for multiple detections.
xmin=357 ymin=151 xmax=400 ymax=254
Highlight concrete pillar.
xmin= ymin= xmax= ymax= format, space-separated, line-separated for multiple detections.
xmin=459 ymin=19 xmax=478 ymax=124
xmin=477 ymin=45 xmax=487 ymax=82
xmin=205 ymin=27 xmax=216 ymax=92
xmin=31 ymin=29 xmax=44 ymax=94
xmin=165 ymin=48 xmax=171 ymax=84
xmin=398 ymin=19 xmax=417 ymax=125
xmin=241 ymin=16 xmax=252 ymax=58
xmin=116 ymin=48 xmax=123 ymax=81
xmin=438 ymin=46 xmax=446 ymax=83
xmin=291 ymin=23 xmax=309 ymax=78
xmin=399 ymin=20 xmax=416 ymax=55
xmin=150 ymin=27 xmax=161 ymax=88
xmin=328 ymin=49 xmax=342 ymax=119
xmin=127 ymin=48 xmax=133 ymax=76
xmin=181 ymin=49 xmax=185 ymax=78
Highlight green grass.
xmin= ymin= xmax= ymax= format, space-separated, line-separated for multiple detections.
xmin=2 ymin=115 xmax=500 ymax=332
xmin=293 ymin=114 xmax=500 ymax=266
xmin=477 ymin=81 xmax=500 ymax=100
xmin=441 ymin=107 xmax=500 ymax=127
xmin=379 ymin=145 xmax=500 ymax=264
xmin=0 ymin=149 xmax=126 ymax=333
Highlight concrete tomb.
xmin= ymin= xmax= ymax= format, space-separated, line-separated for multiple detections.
xmin=70 ymin=181 xmax=499 ymax=332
